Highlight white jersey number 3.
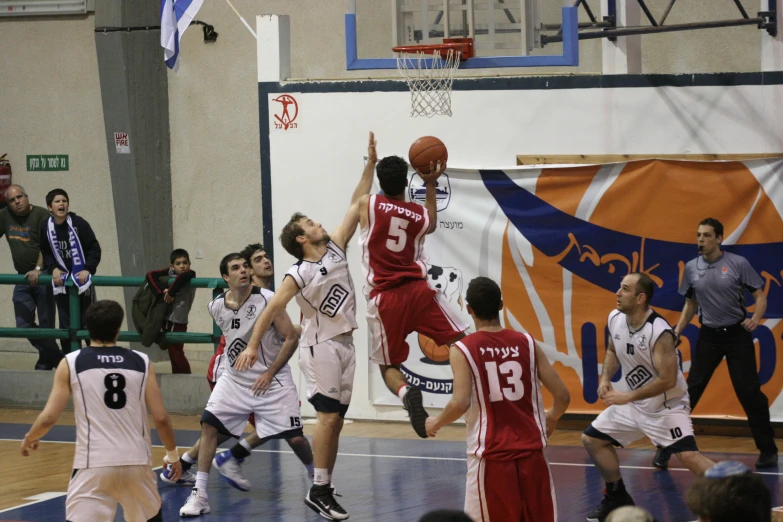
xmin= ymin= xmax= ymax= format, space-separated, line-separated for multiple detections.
xmin=485 ymin=361 xmax=525 ymax=402
xmin=385 ymin=217 xmax=409 ymax=252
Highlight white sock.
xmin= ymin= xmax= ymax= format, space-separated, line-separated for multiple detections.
xmin=195 ymin=471 xmax=209 ymax=493
xmin=239 ymin=438 xmax=253 ymax=452
xmin=313 ymin=468 xmax=330 ymax=486
xmin=182 ymin=452 xmax=196 ymax=464
xmin=397 ymin=385 xmax=410 ymax=400
xmin=306 ymin=462 xmax=315 ymax=480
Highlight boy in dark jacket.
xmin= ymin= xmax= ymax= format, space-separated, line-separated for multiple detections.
xmin=147 ymin=249 xmax=196 ymax=373
xmin=39 ymin=188 xmax=101 ymax=354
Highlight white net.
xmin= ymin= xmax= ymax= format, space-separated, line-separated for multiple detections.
xmin=394 ymin=48 xmax=461 ymax=117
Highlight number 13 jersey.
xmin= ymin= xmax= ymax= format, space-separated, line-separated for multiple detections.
xmin=359 ymin=194 xmax=430 ymax=298
xmin=455 ymin=329 xmax=548 ymax=460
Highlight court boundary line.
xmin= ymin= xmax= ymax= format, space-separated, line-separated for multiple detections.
xmin=1 ymin=438 xmax=781 ymax=518
xmin=1 ymin=438 xmax=780 ymax=475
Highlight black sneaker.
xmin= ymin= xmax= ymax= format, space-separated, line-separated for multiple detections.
xmin=652 ymin=446 xmax=670 ymax=470
xmin=402 ymin=386 xmax=429 ymax=438
xmin=586 ymin=489 xmax=635 ymax=522
xmin=756 ymin=452 xmax=779 ymax=469
xmin=305 ymin=484 xmax=349 ymax=520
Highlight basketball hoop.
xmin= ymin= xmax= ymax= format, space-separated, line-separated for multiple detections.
xmin=392 ymin=38 xmax=473 ymax=118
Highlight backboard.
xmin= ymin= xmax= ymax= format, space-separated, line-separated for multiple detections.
xmin=347 ymin=0 xmax=579 ymax=70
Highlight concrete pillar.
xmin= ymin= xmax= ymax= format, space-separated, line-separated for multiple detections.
xmin=256 ymin=15 xmax=291 ymax=271
xmin=761 ymin=0 xmax=783 ymax=71
xmin=94 ymin=0 xmax=173 ymax=359
xmin=600 ymin=0 xmax=642 ymax=74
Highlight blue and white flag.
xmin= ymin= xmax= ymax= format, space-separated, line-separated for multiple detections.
xmin=160 ymin=0 xmax=204 ymax=71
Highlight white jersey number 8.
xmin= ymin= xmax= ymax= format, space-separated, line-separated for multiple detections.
xmin=485 ymin=360 xmax=525 ymax=402
xmin=386 ymin=217 xmax=409 ymax=252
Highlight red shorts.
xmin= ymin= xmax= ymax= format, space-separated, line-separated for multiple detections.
xmin=367 ymin=278 xmax=467 ymax=366
xmin=465 ymin=452 xmax=556 ymax=522
xmin=206 ymin=335 xmax=255 ymax=427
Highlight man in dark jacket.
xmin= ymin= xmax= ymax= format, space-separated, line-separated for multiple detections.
xmin=39 ymin=188 xmax=101 ymax=353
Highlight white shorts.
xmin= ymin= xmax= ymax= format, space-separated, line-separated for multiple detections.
xmin=66 ymin=465 xmax=160 ymax=522
xmin=589 ymin=402 xmax=695 ymax=450
xmin=299 ymin=333 xmax=356 ymax=415
xmin=204 ymin=375 xmax=302 ymax=439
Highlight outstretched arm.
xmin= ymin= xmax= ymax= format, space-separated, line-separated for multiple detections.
xmin=331 ymin=132 xmax=377 ymax=249
xmin=235 ymin=276 xmax=300 ymax=371
xmin=674 ymin=297 xmax=698 ymax=337
xmin=145 ymin=365 xmax=182 ymax=481
xmin=415 ymin=161 xmax=447 ymax=234
xmin=251 ymin=309 xmax=300 ymax=394
xmin=536 ymin=344 xmax=570 ymax=437
xmin=425 ymin=345 xmax=472 ymax=437
xmin=21 ymin=359 xmax=71 ymax=455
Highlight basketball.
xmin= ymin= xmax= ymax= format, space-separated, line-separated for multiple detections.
xmin=418 ymin=333 xmax=450 ymax=363
xmin=409 ymin=136 xmax=448 ymax=173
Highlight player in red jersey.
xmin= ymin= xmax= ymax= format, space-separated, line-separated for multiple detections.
xmin=425 ymin=277 xmax=571 ymax=522
xmin=357 ymin=151 xmax=469 ymax=438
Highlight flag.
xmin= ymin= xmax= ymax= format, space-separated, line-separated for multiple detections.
xmin=160 ymin=0 xmax=204 ymax=71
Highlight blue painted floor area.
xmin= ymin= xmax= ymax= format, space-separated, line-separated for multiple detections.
xmin=1 ymin=422 xmax=780 ymax=522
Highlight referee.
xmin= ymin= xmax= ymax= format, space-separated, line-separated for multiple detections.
xmin=653 ymin=218 xmax=778 ymax=469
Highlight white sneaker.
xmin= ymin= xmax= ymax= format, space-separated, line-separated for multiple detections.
xmin=212 ymin=451 xmax=251 ymax=491
xmin=180 ymin=488 xmax=210 ymax=517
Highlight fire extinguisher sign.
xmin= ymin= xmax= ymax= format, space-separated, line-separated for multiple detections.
xmin=114 ymin=132 xmax=130 ymax=154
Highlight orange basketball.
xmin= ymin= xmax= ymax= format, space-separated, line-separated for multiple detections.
xmin=409 ymin=136 xmax=448 ymax=173
xmin=418 ymin=333 xmax=450 ymax=363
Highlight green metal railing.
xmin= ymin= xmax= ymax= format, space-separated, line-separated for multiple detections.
xmin=0 ymin=274 xmax=227 ymax=352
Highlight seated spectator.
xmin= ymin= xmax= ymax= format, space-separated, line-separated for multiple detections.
xmin=686 ymin=461 xmax=772 ymax=522
xmin=40 ymin=188 xmax=101 ymax=353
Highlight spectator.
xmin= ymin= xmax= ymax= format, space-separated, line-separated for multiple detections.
xmin=147 ymin=248 xmax=196 ymax=374
xmin=0 ymin=185 xmax=62 ymax=369
xmin=40 ymin=188 xmax=101 ymax=353
xmin=686 ymin=460 xmax=772 ymax=522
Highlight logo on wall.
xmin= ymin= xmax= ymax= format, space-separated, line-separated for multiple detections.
xmin=273 ymin=94 xmax=298 ymax=130
xmin=408 ymin=173 xmax=451 ymax=212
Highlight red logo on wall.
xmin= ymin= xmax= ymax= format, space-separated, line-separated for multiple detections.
xmin=273 ymin=95 xmax=298 ymax=130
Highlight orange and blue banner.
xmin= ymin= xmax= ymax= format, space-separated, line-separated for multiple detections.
xmin=369 ymin=159 xmax=783 ymax=421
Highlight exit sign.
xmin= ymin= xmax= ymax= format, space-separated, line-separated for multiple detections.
xmin=27 ymin=155 xmax=69 ymax=171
